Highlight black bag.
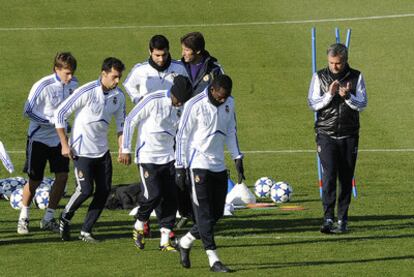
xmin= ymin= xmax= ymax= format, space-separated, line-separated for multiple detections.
xmin=105 ymin=183 xmax=141 ymax=210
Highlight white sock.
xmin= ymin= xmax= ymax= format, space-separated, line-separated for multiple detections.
xmin=43 ymin=208 xmax=55 ymax=222
xmin=134 ymin=220 xmax=145 ymax=230
xmin=179 ymin=232 xmax=196 ymax=249
xmin=160 ymin=227 xmax=171 ymax=246
xmin=206 ymin=249 xmax=220 ymax=267
xmin=19 ymin=205 xmax=30 ymax=220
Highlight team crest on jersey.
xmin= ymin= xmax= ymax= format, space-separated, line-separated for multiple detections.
xmin=113 ymin=96 xmax=117 ymax=105
xmin=203 ymin=74 xmax=210 ymax=82
xmin=225 ymin=105 xmax=229 ymax=113
xmin=195 ymin=175 xmax=200 ymax=183
xmin=144 ymin=171 xmax=149 ymax=178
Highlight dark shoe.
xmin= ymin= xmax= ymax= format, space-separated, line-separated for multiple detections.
xmin=79 ymin=232 xmax=99 ymax=243
xmin=59 ymin=216 xmax=71 ymax=241
xmin=178 ymin=241 xmax=191 ymax=268
xmin=40 ymin=218 xmax=59 ymax=233
xmin=320 ymin=219 xmax=334 ymax=234
xmin=210 ymin=261 xmax=232 ymax=273
xmin=333 ymin=220 xmax=348 ymax=234
xmin=133 ymin=229 xmax=145 ymax=250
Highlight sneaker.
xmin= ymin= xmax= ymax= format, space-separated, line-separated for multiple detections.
xmin=320 ymin=219 xmax=334 ymax=234
xmin=159 ymin=242 xmax=177 ymax=252
xmin=143 ymin=221 xmax=151 ymax=238
xmin=177 ymin=240 xmax=191 ymax=268
xmin=210 ymin=261 xmax=232 ymax=273
xmin=133 ymin=229 xmax=145 ymax=250
xmin=79 ymin=232 xmax=99 ymax=243
xmin=59 ymin=216 xmax=71 ymax=241
xmin=40 ymin=218 xmax=59 ymax=233
xmin=17 ymin=218 xmax=29 ymax=235
xmin=333 ymin=220 xmax=348 ymax=234
xmin=176 ymin=217 xmax=189 ymax=229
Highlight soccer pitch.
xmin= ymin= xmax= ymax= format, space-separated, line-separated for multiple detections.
xmin=1 ymin=1 xmax=414 ymax=276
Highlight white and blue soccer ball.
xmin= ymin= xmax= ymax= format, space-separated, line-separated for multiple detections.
xmin=10 ymin=188 xmax=24 ymax=210
xmin=35 ymin=189 xmax=50 ymax=209
xmin=254 ymin=177 xmax=275 ymax=198
xmin=270 ymin=181 xmax=293 ymax=203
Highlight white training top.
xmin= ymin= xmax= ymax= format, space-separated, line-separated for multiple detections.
xmin=55 ymin=79 xmax=126 ymax=158
xmin=24 ymin=73 xmax=78 ymax=147
xmin=175 ymin=89 xmax=243 ymax=172
xmin=123 ymin=60 xmax=188 ymax=104
xmin=307 ymin=73 xmax=368 ymax=112
xmin=122 ymin=90 xmax=182 ymax=165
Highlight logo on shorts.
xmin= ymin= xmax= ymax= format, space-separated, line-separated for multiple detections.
xmin=77 ymin=169 xmax=84 ymax=181
xmin=144 ymin=171 xmax=149 ymax=178
xmin=195 ymin=175 xmax=200 ymax=183
xmin=317 ymin=145 xmax=321 ymax=153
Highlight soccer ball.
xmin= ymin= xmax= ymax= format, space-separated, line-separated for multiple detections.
xmin=35 ymin=189 xmax=50 ymax=209
xmin=254 ymin=177 xmax=275 ymax=198
xmin=10 ymin=188 xmax=24 ymax=210
xmin=270 ymin=181 xmax=293 ymax=203
xmin=1 ymin=180 xmax=15 ymax=200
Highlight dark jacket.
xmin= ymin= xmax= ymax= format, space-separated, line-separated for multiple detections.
xmin=315 ymin=65 xmax=361 ymax=137
xmin=181 ymin=51 xmax=223 ymax=96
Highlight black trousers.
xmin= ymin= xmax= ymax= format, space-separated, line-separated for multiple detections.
xmin=188 ymin=169 xmax=227 ymax=250
xmin=62 ymin=151 xmax=112 ymax=233
xmin=317 ymin=134 xmax=359 ymax=222
xmin=135 ymin=161 xmax=177 ymax=230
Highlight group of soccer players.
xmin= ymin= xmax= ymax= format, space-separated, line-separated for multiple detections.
xmin=18 ymin=32 xmax=244 ymax=273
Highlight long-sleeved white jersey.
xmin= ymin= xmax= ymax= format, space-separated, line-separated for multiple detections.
xmin=24 ymin=73 xmax=78 ymax=146
xmin=175 ymin=89 xmax=243 ymax=172
xmin=55 ymin=79 xmax=126 ymax=158
xmin=122 ymin=90 xmax=181 ymax=164
xmin=123 ymin=60 xmax=188 ymax=104
xmin=308 ymin=72 xmax=367 ymax=112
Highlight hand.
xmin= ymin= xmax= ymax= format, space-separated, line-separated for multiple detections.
xmin=235 ymin=158 xmax=246 ymax=184
xmin=328 ymin=80 xmax=340 ymax=95
xmin=118 ymin=153 xmax=131 ymax=165
xmin=61 ymin=143 xmax=75 ymax=160
xmin=175 ymin=168 xmax=187 ymax=191
xmin=339 ymin=81 xmax=351 ymax=98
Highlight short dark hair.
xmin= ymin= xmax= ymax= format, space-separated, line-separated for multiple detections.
xmin=54 ymin=52 xmax=77 ymax=72
xmin=211 ymin=74 xmax=233 ymax=96
xmin=101 ymin=57 xmax=125 ymax=73
xmin=149 ymin=35 xmax=169 ymax=52
xmin=180 ymin=32 xmax=205 ymax=53
xmin=327 ymin=43 xmax=348 ymax=62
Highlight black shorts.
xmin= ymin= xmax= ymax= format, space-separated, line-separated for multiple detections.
xmin=23 ymin=139 xmax=69 ymax=181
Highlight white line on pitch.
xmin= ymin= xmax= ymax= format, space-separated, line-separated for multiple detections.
xmin=6 ymin=149 xmax=414 ymax=154
xmin=0 ymin=13 xmax=413 ymax=32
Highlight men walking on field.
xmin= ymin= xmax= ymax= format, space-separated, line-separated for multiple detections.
xmin=55 ymin=57 xmax=126 ymax=243
xmin=120 ymin=75 xmax=193 ymax=251
xmin=308 ymin=43 xmax=367 ymax=234
xmin=175 ymin=74 xmax=245 ymax=272
xmin=18 ymin=52 xmax=78 ymax=235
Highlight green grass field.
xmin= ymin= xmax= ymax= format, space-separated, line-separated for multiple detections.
xmin=1 ymin=1 xmax=414 ymax=276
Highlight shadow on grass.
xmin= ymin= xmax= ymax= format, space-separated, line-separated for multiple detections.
xmin=217 ymin=214 xmax=414 ymax=234
xmin=231 ymin=255 xmax=414 ymax=271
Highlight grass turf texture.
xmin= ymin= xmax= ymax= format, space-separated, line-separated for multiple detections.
xmin=1 ymin=0 xmax=414 ymax=276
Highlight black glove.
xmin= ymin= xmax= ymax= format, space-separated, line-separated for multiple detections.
xmin=175 ymin=168 xmax=187 ymax=191
xmin=235 ymin=158 xmax=245 ymax=184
